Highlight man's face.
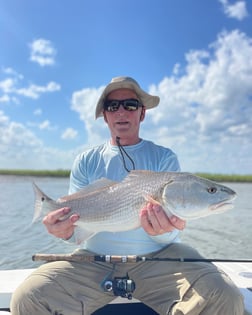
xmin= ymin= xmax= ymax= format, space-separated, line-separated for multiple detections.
xmin=103 ymin=88 xmax=145 ymax=145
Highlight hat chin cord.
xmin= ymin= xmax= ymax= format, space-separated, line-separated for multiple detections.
xmin=116 ymin=136 xmax=135 ymax=173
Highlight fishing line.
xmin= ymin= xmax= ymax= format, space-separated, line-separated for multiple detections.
xmin=116 ymin=136 xmax=135 ymax=172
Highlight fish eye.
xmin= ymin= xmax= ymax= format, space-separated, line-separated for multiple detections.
xmin=41 ymin=197 xmax=45 ymax=202
xmin=207 ymin=187 xmax=217 ymax=194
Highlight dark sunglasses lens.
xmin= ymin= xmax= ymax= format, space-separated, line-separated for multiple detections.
xmin=105 ymin=100 xmax=120 ymax=112
xmin=124 ymin=100 xmax=139 ymax=111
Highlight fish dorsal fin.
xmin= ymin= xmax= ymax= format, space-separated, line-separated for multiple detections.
xmin=130 ymin=170 xmax=154 ymax=176
xmin=121 ymin=170 xmax=155 ymax=184
xmin=58 ymin=178 xmax=118 ymax=202
xmin=124 ymin=170 xmax=154 ymax=179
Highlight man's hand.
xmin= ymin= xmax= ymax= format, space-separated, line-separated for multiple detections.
xmin=140 ymin=202 xmax=186 ymax=236
xmin=42 ymin=207 xmax=79 ymax=240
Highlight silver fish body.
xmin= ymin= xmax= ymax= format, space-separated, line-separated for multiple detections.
xmin=33 ymin=170 xmax=236 ymax=243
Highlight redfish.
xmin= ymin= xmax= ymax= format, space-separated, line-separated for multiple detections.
xmin=33 ymin=170 xmax=236 ymax=243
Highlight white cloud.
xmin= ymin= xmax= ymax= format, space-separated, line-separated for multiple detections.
xmin=33 ymin=108 xmax=42 ymax=116
xmin=0 ymin=94 xmax=10 ymax=103
xmin=71 ymin=86 xmax=110 ymax=144
xmin=0 ymin=78 xmax=16 ymax=93
xmin=61 ymin=128 xmax=78 ymax=140
xmin=0 ymin=110 xmax=9 ymax=124
xmin=0 ymin=68 xmax=61 ymax=102
xmin=26 ymin=119 xmax=57 ymax=131
xmin=219 ymin=0 xmax=249 ymax=20
xmin=144 ymin=30 xmax=252 ymax=173
xmin=0 ymin=111 xmax=43 ymax=164
xmin=39 ymin=120 xmax=54 ymax=130
xmin=29 ymin=38 xmax=57 ymax=67
xmin=2 ymin=67 xmax=24 ymax=80
xmin=16 ymin=81 xmax=61 ymax=99
xmin=0 ymin=111 xmax=75 ymax=169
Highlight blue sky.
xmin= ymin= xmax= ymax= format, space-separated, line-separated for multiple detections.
xmin=0 ymin=0 xmax=251 ymax=174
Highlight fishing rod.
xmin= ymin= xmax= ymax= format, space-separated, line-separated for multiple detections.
xmin=32 ymin=253 xmax=252 ymax=264
xmin=33 ymin=253 xmax=252 ymax=300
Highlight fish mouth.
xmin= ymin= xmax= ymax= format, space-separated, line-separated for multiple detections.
xmin=210 ymin=196 xmax=236 ymax=212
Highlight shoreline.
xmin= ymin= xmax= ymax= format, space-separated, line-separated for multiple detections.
xmin=0 ymin=169 xmax=251 ymax=182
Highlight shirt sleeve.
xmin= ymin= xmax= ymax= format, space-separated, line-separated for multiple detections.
xmin=68 ymin=153 xmax=89 ymax=194
xmin=158 ymin=149 xmax=181 ymax=172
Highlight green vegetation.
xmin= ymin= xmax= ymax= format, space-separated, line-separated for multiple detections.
xmin=0 ymin=169 xmax=70 ymax=177
xmin=0 ymin=169 xmax=252 ymax=182
xmin=195 ymin=173 xmax=252 ymax=183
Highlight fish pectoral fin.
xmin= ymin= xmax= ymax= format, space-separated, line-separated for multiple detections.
xmin=144 ymin=195 xmax=162 ymax=206
xmin=74 ymin=227 xmax=96 ymax=244
xmin=144 ymin=195 xmax=174 ymax=219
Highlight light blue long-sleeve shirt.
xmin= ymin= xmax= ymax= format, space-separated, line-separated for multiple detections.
xmin=69 ymin=139 xmax=181 ymax=255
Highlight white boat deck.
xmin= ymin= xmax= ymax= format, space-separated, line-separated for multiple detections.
xmin=214 ymin=262 xmax=252 ymax=314
xmin=0 ymin=262 xmax=252 ymax=314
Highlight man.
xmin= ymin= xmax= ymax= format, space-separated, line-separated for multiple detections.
xmin=11 ymin=76 xmax=244 ymax=315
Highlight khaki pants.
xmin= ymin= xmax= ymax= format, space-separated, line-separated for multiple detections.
xmin=11 ymin=243 xmax=244 ymax=315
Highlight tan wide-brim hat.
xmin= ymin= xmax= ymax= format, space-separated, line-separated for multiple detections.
xmin=95 ymin=76 xmax=160 ymax=119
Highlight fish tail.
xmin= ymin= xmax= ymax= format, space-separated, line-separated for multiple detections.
xmin=32 ymin=182 xmax=54 ymax=223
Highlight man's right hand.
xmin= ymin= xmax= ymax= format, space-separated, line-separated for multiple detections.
xmin=42 ymin=207 xmax=79 ymax=240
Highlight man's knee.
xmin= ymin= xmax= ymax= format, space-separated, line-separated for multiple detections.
xmin=171 ymin=271 xmax=244 ymax=315
xmin=197 ymin=271 xmax=244 ymax=314
xmin=11 ymin=280 xmax=35 ymax=314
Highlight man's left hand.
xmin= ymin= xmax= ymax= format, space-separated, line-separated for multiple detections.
xmin=140 ymin=202 xmax=186 ymax=235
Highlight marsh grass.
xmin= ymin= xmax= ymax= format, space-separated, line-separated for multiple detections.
xmin=0 ymin=169 xmax=251 ymax=182
xmin=195 ymin=173 xmax=252 ymax=183
xmin=0 ymin=169 xmax=70 ymax=177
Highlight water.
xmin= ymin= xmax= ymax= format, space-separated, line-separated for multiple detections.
xmin=0 ymin=175 xmax=251 ymax=270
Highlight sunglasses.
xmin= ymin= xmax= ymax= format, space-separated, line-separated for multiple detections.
xmin=104 ymin=99 xmax=142 ymax=112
